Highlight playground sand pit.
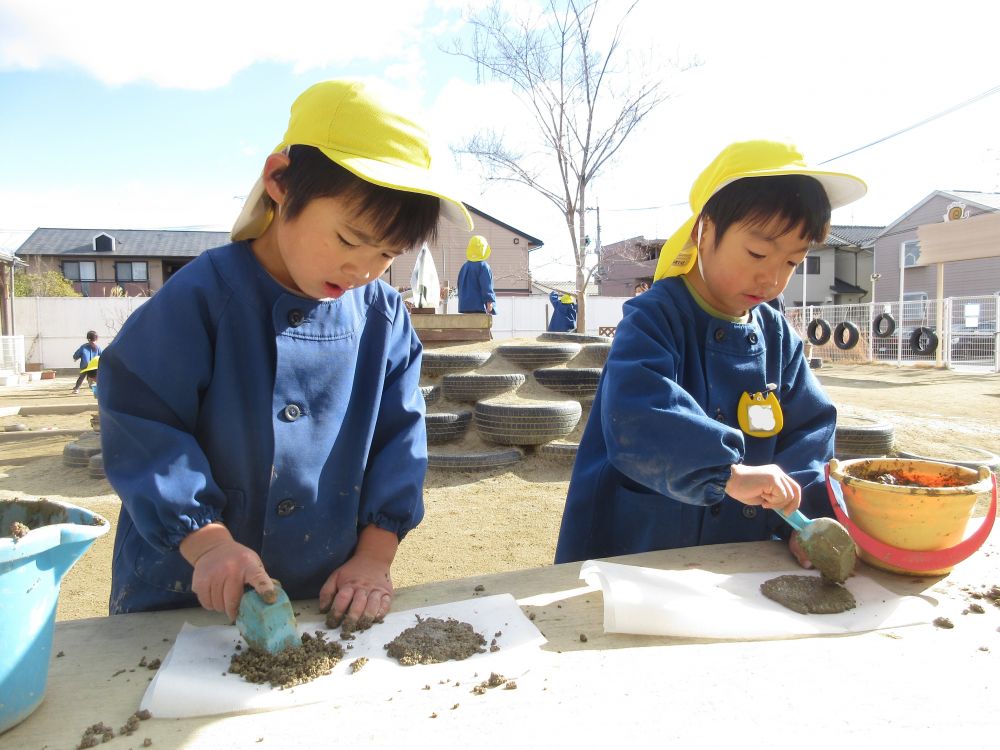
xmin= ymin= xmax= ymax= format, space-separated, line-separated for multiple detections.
xmin=1 ymin=365 xmax=998 ymax=622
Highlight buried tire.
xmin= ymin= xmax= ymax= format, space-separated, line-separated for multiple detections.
xmin=427 ymin=447 xmax=524 ymax=470
xmin=441 ymin=373 xmax=526 ymax=403
xmin=538 ymin=441 xmax=580 ymax=461
xmin=834 ymin=415 xmax=895 ymax=458
xmin=533 ymin=367 xmax=603 ymax=397
xmin=474 ymin=400 xmax=582 ymax=446
xmin=496 ymin=344 xmax=581 ymax=369
xmin=419 ymin=385 xmax=440 ymax=405
xmin=538 ymin=332 xmax=611 ymax=344
xmin=425 ymin=411 xmax=472 ymax=445
xmin=421 ymin=350 xmax=491 ymax=377
xmin=895 ymin=446 xmax=1000 ymax=472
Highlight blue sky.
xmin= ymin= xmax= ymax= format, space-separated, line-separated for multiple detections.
xmin=2 ymin=0 xmax=999 ymax=279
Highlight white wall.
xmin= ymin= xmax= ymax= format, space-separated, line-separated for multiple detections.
xmin=445 ymin=295 xmax=630 ymax=339
xmin=15 ymin=294 xmax=633 ymax=368
xmin=13 ymin=297 xmax=149 ymax=368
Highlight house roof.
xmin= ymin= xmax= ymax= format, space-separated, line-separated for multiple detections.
xmin=16 ymin=228 xmax=230 ymax=257
xmin=829 ymin=277 xmax=866 ymax=295
xmin=826 ymin=225 xmax=884 ymax=249
xmin=467 ymin=205 xmax=544 ymax=248
xmin=880 ymin=190 xmax=1000 ymax=237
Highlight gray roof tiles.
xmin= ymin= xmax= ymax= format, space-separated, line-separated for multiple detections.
xmin=16 ymin=228 xmax=230 ymax=257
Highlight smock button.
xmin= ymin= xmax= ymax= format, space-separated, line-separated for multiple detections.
xmin=287 ymin=309 xmax=305 ymax=327
xmin=709 ymin=504 xmax=722 ymax=517
xmin=742 ymin=506 xmax=758 ymax=519
xmin=747 ymin=332 xmax=758 ymax=345
xmin=714 ymin=329 xmax=726 ymax=342
xmin=283 ymin=404 xmax=302 ymax=421
xmin=276 ymin=499 xmax=296 ymax=516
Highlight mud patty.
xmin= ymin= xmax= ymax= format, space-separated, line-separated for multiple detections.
xmin=229 ymin=631 xmax=344 ymax=688
xmin=760 ymin=575 xmax=857 ymax=615
xmin=385 ymin=616 xmax=486 ymax=666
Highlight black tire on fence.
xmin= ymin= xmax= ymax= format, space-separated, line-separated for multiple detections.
xmin=474 ymin=400 xmax=582 ymax=446
xmin=427 ymin=447 xmax=524 ymax=470
xmin=425 ymin=410 xmax=472 ymax=445
xmin=909 ymin=326 xmax=938 ymax=356
xmin=834 ymin=416 xmax=895 ymax=459
xmin=806 ymin=318 xmax=832 ymax=346
xmin=419 ymin=385 xmax=440 ymax=405
xmin=441 ymin=373 xmax=526 ymax=403
xmin=496 ymin=344 xmax=581 ymax=369
xmin=872 ymin=313 xmax=896 ymax=338
xmin=421 ymin=350 xmax=491 ymax=377
xmin=533 ymin=367 xmax=603 ymax=397
xmin=833 ymin=321 xmax=861 ymax=350
xmin=538 ymin=441 xmax=580 ymax=460
xmin=538 ymin=332 xmax=611 ymax=344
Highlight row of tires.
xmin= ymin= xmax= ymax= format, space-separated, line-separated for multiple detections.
xmin=806 ymin=315 xmax=938 ymax=356
xmin=421 ymin=341 xmax=611 ymax=378
xmin=420 ymin=366 xmax=601 ymax=404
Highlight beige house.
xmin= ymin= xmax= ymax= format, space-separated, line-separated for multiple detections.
xmin=16 ymin=205 xmax=543 ymax=299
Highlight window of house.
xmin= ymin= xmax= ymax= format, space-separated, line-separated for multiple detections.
xmin=115 ymin=261 xmax=148 ymax=282
xmin=62 ymin=261 xmax=96 ymax=281
xmin=902 ymin=239 xmax=920 ymax=267
xmin=93 ymin=233 xmax=115 ymax=253
xmin=794 ymin=257 xmax=820 ymax=274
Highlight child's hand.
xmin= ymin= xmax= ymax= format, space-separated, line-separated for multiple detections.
xmin=788 ymin=532 xmax=813 ymax=569
xmin=319 ymin=553 xmax=394 ymax=629
xmin=180 ymin=524 xmax=275 ymax=621
xmin=319 ymin=525 xmax=399 ymax=629
xmin=724 ymin=463 xmax=802 ymax=515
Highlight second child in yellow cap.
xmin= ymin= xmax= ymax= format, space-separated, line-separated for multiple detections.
xmin=98 ymin=79 xmax=471 ymax=626
xmin=556 ymin=140 xmax=865 ymax=568
xmin=457 ymin=235 xmax=497 ymax=315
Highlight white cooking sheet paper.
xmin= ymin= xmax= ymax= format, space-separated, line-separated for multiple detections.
xmin=141 ymin=593 xmax=546 ymax=718
xmin=580 ymin=561 xmax=937 ymax=640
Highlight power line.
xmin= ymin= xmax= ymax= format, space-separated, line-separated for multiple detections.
xmin=819 ymin=83 xmax=1000 ymax=165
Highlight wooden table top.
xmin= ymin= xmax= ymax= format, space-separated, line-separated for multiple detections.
xmin=3 ymin=539 xmax=998 ymax=749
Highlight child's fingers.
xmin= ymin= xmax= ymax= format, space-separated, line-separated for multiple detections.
xmin=246 ymin=568 xmax=276 ymax=605
xmin=328 ymin=585 xmax=356 ymax=627
xmin=223 ymin=577 xmax=244 ymax=622
xmin=361 ymin=589 xmax=391 ymax=622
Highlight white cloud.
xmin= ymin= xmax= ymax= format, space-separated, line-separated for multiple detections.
xmin=0 ymin=0 xmax=440 ymax=89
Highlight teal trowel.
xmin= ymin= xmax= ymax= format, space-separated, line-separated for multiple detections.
xmin=235 ymin=581 xmax=300 ymax=654
xmin=781 ymin=510 xmax=857 ymax=584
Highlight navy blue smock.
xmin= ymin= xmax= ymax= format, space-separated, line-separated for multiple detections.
xmin=547 ymin=291 xmax=577 ymax=332
xmin=456 ymin=260 xmax=496 ymax=314
xmin=99 ymin=242 xmax=426 ymax=613
xmin=554 ymin=277 xmax=836 ymax=563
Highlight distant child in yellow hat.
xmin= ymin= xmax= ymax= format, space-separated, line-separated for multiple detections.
xmin=547 ymin=290 xmax=578 ymax=332
xmin=556 ymin=140 xmax=865 ymax=565
xmin=99 ymin=80 xmax=473 ymax=624
xmin=457 ymin=235 xmax=497 ymax=315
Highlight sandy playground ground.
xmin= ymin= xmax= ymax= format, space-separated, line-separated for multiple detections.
xmin=1 ymin=361 xmax=998 ymax=622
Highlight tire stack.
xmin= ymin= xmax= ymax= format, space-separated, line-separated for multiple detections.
xmin=62 ymin=431 xmax=102 ymax=468
xmin=419 ymin=335 xmax=612 ymax=470
xmin=834 ymin=415 xmax=895 ymax=459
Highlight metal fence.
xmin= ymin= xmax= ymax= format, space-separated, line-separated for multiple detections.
xmin=0 ymin=334 xmax=25 ymax=375
xmin=786 ymin=296 xmax=999 ymax=372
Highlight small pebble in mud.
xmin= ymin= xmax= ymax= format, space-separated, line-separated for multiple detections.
xmin=528 ymin=612 xmax=536 ymax=621
xmin=979 ymin=646 xmax=990 ymax=652
xmin=229 ymin=631 xmax=344 ymax=688
xmin=760 ymin=575 xmax=856 ymax=614
xmin=138 ymin=656 xmax=147 ymax=667
xmin=504 ymin=681 xmax=517 ymax=690
xmin=8 ymin=521 xmax=30 ymax=540
xmin=430 ymin=712 xmax=438 ymax=719
xmin=349 ymin=657 xmax=368 ymax=674
xmin=385 ymin=616 xmax=486 ymax=666
xmin=579 ymin=633 xmax=588 ymax=643
xmin=969 ymin=603 xmax=985 ymax=614
xmin=933 ymin=617 xmax=954 ymax=629
xmin=452 ymin=703 xmax=460 ymax=710
xmin=147 ymin=658 xmax=161 ymax=670
xmin=57 ymin=651 xmax=65 ymax=657
xmin=474 ymin=584 xmax=485 ymax=592
xmin=144 ymin=740 xmax=153 ymax=747
xmin=77 ymin=722 xmax=115 ymax=748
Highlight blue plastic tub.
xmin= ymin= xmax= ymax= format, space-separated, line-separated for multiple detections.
xmin=0 ymin=498 xmax=109 ymax=734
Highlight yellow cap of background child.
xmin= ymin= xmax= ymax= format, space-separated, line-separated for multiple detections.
xmin=559 ymin=294 xmax=573 ymax=304
xmin=466 ymin=235 xmax=491 ymax=261
xmin=653 ymin=140 xmax=867 ymax=280
xmin=233 ymin=79 xmax=474 ymax=241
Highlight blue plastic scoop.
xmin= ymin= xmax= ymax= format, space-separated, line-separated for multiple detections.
xmin=781 ymin=509 xmax=857 ymax=584
xmin=236 ymin=583 xmax=300 ymax=654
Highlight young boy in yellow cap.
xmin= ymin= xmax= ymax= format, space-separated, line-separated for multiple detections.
xmin=547 ymin=290 xmax=577 ymax=332
xmin=555 ymin=140 xmax=865 ymax=564
xmin=457 ymin=235 xmax=497 ymax=314
xmin=99 ymin=80 xmax=473 ymax=625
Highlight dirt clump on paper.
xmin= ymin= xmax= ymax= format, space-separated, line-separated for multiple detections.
xmin=7 ymin=520 xmax=30 ymax=539
xmin=760 ymin=574 xmax=857 ymax=614
xmin=385 ymin=615 xmax=486 ymax=665
xmin=229 ymin=631 xmax=344 ymax=688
